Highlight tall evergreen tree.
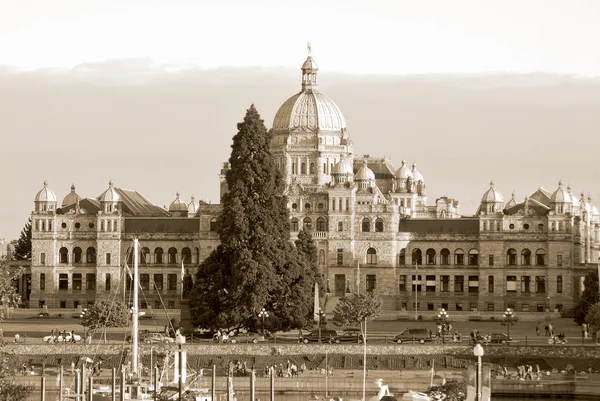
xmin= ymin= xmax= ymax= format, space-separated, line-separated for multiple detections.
xmin=190 ymin=105 xmax=318 ymax=331
xmin=13 ymin=218 xmax=32 ymax=260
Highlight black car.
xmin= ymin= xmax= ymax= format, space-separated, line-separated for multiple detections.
xmin=333 ymin=331 xmax=364 ymax=344
xmin=301 ymin=329 xmax=338 ymax=343
xmin=486 ymin=333 xmax=513 ymax=345
xmin=394 ymin=328 xmax=433 ymax=344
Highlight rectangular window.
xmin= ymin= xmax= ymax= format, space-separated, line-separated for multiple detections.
xmin=454 ymin=276 xmax=464 ymax=292
xmin=426 ymin=275 xmax=436 ymax=292
xmin=60 ymin=301 xmax=66 ymax=308
xmin=487 ymin=303 xmax=495 ymax=312
xmin=468 ymin=252 xmax=479 ymax=266
xmin=167 ymin=274 xmax=177 ymax=291
xmin=86 ymin=274 xmax=96 ymax=290
xmin=154 ymin=274 xmax=164 ymax=291
xmin=58 ymin=273 xmax=69 ymax=291
xmin=74 ymin=300 xmax=80 ymax=309
xmin=399 ymin=275 xmax=406 ymax=292
xmin=556 ymin=304 xmax=563 ymax=312
xmin=106 ymin=253 xmax=111 ymax=265
xmin=522 ymin=304 xmax=530 ymax=312
xmin=427 ymin=303 xmax=435 ymax=311
xmin=535 ymin=276 xmax=546 ymax=293
xmin=154 ymin=300 xmax=161 ymax=309
xmin=337 ymin=249 xmax=343 ymax=265
xmin=72 ymin=274 xmax=82 ymax=292
xmin=40 ymin=273 xmax=46 ymax=291
xmin=488 ymin=255 xmax=494 ymax=266
xmin=521 ymin=276 xmax=531 ymax=293
xmin=488 ymin=276 xmax=494 ymax=293
xmin=536 ymin=253 xmax=546 ymax=266
xmin=537 ymin=304 xmax=544 ymax=312
xmin=105 ymin=274 xmax=111 ymax=291
xmin=468 ymin=276 xmax=479 ymax=293
xmin=506 ymin=276 xmax=517 ymax=292
xmin=141 ymin=301 xmax=147 ymax=309
xmin=455 ymin=303 xmax=463 ymax=311
xmin=168 ymin=301 xmax=175 ymax=309
xmin=441 ymin=303 xmax=449 ymax=310
xmin=412 ymin=275 xmax=422 ymax=293
xmin=40 ymin=253 xmax=46 ymax=266
xmin=366 ymin=274 xmax=376 ymax=292
xmin=39 ymin=300 xmax=46 ymax=308
xmin=557 ymin=255 xmax=563 ymax=267
xmin=337 ymin=222 xmax=343 ymax=231
xmin=470 ymin=303 xmax=477 ymax=311
xmin=140 ymin=274 xmax=150 ymax=291
xmin=440 ymin=275 xmax=450 ymax=292
xmin=557 ymin=276 xmax=563 ymax=293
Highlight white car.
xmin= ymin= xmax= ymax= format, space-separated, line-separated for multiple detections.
xmin=43 ymin=334 xmax=82 ymax=343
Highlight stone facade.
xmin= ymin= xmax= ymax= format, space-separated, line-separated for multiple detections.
xmin=26 ymin=53 xmax=600 ymax=316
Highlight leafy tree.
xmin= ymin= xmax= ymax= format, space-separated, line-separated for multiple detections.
xmin=332 ymin=292 xmax=383 ymax=338
xmin=427 ymin=379 xmax=466 ymax=401
xmin=13 ymin=218 xmax=32 ymax=260
xmin=189 ymin=105 xmax=319 ymax=332
xmin=573 ymin=271 xmax=599 ymax=325
xmin=584 ymin=302 xmax=600 ymax=331
xmin=81 ymin=299 xmax=129 ymax=331
xmin=0 ymin=340 xmax=34 ymax=400
xmin=0 ymin=257 xmax=22 ymax=321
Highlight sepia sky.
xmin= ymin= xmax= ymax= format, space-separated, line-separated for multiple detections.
xmin=1 ymin=0 xmax=600 ymax=242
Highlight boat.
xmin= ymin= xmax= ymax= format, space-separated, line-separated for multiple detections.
xmin=401 ymin=391 xmax=432 ymax=401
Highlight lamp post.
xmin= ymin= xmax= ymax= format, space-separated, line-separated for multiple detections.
xmin=503 ymin=308 xmax=515 ymax=339
xmin=258 ymin=308 xmax=269 ymax=335
xmin=438 ymin=308 xmax=449 ymax=344
xmin=473 ymin=343 xmax=484 ymax=401
xmin=79 ymin=308 xmax=88 ymax=340
xmin=318 ymin=308 xmax=325 ymax=343
xmin=547 ymin=296 xmax=550 ymax=313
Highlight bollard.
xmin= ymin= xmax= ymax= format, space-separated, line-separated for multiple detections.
xmin=120 ymin=366 xmax=126 ymax=401
xmin=112 ymin=367 xmax=116 ymax=401
xmin=270 ymin=367 xmax=275 ymax=401
xmin=88 ymin=376 xmax=93 ymax=401
xmin=41 ymin=373 xmax=46 ymax=401
xmin=250 ymin=369 xmax=256 ymax=401
xmin=59 ymin=365 xmax=64 ymax=401
xmin=211 ymin=365 xmax=216 ymax=401
xmin=76 ymin=369 xmax=81 ymax=396
xmin=154 ymin=366 xmax=160 ymax=401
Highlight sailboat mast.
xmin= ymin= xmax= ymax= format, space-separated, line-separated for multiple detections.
xmin=132 ymin=238 xmax=139 ymax=375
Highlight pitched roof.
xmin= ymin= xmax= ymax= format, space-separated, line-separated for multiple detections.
xmin=57 ymin=198 xmax=101 ymax=215
xmin=114 ymin=188 xmax=170 ymax=217
xmin=399 ymin=218 xmax=480 ymax=234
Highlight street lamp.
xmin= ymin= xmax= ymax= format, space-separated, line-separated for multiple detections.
xmin=503 ymin=308 xmax=515 ymax=339
xmin=258 ymin=308 xmax=269 ymax=335
xmin=438 ymin=308 xmax=449 ymax=344
xmin=79 ymin=308 xmax=88 ymax=340
xmin=317 ymin=308 xmax=325 ymax=343
xmin=473 ymin=343 xmax=484 ymax=401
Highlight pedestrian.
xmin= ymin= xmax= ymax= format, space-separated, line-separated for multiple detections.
xmin=588 ymin=364 xmax=593 ymax=375
xmin=14 ymin=333 xmax=20 ymax=343
xmin=535 ymin=323 xmax=540 ymax=337
xmin=545 ymin=324 xmax=549 ymax=336
xmin=548 ymin=323 xmax=554 ymax=337
xmin=62 ymin=330 xmax=67 ymax=343
xmin=582 ymin=323 xmax=588 ymax=339
xmin=71 ymin=330 xmax=76 ymax=343
xmin=536 ymin=365 xmax=541 ymax=381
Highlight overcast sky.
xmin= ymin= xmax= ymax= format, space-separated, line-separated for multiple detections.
xmin=1 ymin=0 xmax=600 ymax=242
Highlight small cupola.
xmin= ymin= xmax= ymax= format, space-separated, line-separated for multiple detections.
xmin=34 ymin=180 xmax=58 ymax=213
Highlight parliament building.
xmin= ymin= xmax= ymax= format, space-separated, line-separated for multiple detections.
xmin=26 ymin=52 xmax=600 ymax=318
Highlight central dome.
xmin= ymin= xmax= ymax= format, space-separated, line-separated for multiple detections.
xmin=272 ymin=53 xmax=346 ymax=132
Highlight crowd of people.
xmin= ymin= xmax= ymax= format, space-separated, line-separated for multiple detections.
xmin=261 ymin=361 xmax=308 ymax=378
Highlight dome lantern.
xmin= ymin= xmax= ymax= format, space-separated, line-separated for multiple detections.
xmin=550 ymin=180 xmax=572 ymax=214
xmin=34 ymin=180 xmax=58 ymax=212
xmin=169 ymin=191 xmax=188 ymax=214
xmin=98 ymin=180 xmax=120 ymax=213
xmin=478 ymin=180 xmax=504 ymax=215
xmin=62 ymin=183 xmax=81 ymax=207
xmin=301 ymin=42 xmax=318 ymax=92
xmin=187 ymin=195 xmax=198 ymax=217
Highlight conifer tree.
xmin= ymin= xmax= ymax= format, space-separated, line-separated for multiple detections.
xmin=13 ymin=217 xmax=32 ymax=260
xmin=190 ymin=105 xmax=319 ymax=331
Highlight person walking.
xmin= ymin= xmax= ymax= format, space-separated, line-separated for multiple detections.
xmin=14 ymin=333 xmax=20 ymax=344
xmin=582 ymin=323 xmax=588 ymax=339
xmin=535 ymin=323 xmax=540 ymax=337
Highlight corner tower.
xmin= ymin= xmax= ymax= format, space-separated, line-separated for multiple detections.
xmin=270 ymin=44 xmax=354 ymax=189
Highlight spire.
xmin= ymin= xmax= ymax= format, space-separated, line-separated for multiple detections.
xmin=71 ymin=183 xmax=76 ymax=191
xmin=490 ymin=180 xmax=495 ymax=188
xmin=511 ymin=190 xmax=515 ymax=199
xmin=109 ymin=180 xmax=113 ymax=188
xmin=558 ymin=180 xmax=563 ymax=189
xmin=43 ymin=180 xmax=48 ymax=187
xmin=307 ymin=41 xmax=312 ymax=56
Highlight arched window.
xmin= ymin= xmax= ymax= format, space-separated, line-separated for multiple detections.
xmin=426 ymin=248 xmax=436 ymax=265
xmin=305 ymin=203 xmax=311 ymax=210
xmin=291 ymin=218 xmax=299 ymax=231
xmin=141 ymin=247 xmax=150 ymax=264
xmin=209 ymin=217 xmax=218 ymax=232
xmin=182 ymin=247 xmax=192 ymax=264
xmin=412 ymin=248 xmax=422 ymax=265
xmin=507 ymin=248 xmax=517 ymax=266
xmin=316 ymin=217 xmax=326 ymax=231
xmin=154 ymin=248 xmax=164 ymax=264
xmin=301 ymin=163 xmax=306 ymax=174
xmin=86 ymin=247 xmax=96 ymax=264
xmin=310 ymin=163 xmax=315 ymax=174
xmin=59 ymin=247 xmax=68 ymax=264
xmin=535 ymin=249 xmax=546 ymax=266
xmin=303 ymin=217 xmax=312 ymax=231
xmin=317 ymin=203 xmax=324 ymax=210
xmin=521 ymin=249 xmax=532 ymax=266
xmin=362 ymin=218 xmax=370 ymax=232
xmin=168 ymin=247 xmax=178 ymax=264
xmin=292 ymin=203 xmax=298 ymax=210
xmin=468 ymin=249 xmax=479 ymax=266
xmin=73 ymin=247 xmax=82 ymax=264
xmin=375 ymin=218 xmax=384 ymax=232
xmin=366 ymin=248 xmax=377 ymax=265
xmin=440 ymin=249 xmax=450 ymax=265
xmin=399 ymin=248 xmax=406 ymax=265
xmin=454 ymin=249 xmax=464 ymax=265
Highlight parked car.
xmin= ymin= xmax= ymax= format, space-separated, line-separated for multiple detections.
xmin=394 ymin=328 xmax=433 ymax=344
xmin=301 ymin=329 xmax=338 ymax=344
xmin=486 ymin=333 xmax=513 ymax=345
xmin=229 ymin=332 xmax=266 ymax=344
xmin=333 ymin=331 xmax=364 ymax=344
xmin=43 ymin=333 xmax=82 ymax=343
xmin=142 ymin=332 xmax=175 ymax=344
